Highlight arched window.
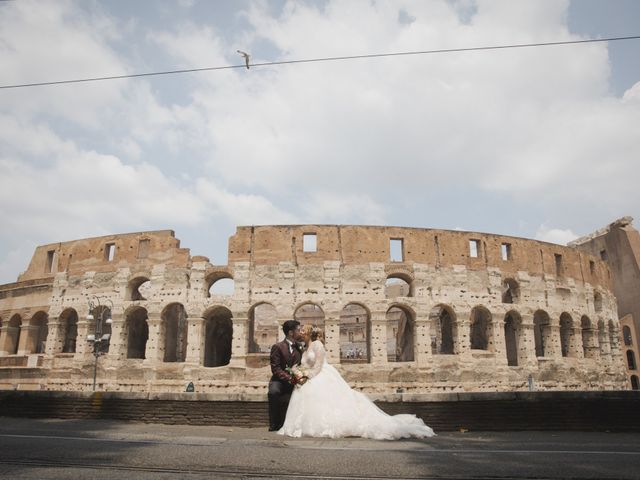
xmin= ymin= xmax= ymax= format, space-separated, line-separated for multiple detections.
xmin=581 ymin=316 xmax=595 ymax=359
xmin=627 ymin=350 xmax=637 ymax=370
xmin=248 ymin=303 xmax=278 ymax=353
xmin=203 ymin=307 xmax=233 ymax=367
xmin=206 ymin=272 xmax=234 ymax=298
xmin=209 ymin=278 xmax=234 ymax=296
xmin=428 ymin=305 xmax=455 ymax=354
xmin=559 ymin=313 xmax=574 ymax=358
xmin=340 ymin=304 xmax=370 ymax=363
xmin=29 ymin=311 xmax=48 ymax=354
xmin=7 ymin=314 xmax=22 ymax=355
xmin=504 ymin=311 xmax=521 ymax=366
xmin=126 ymin=277 xmax=150 ymax=301
xmin=60 ymin=309 xmax=78 ymax=353
xmin=385 ymin=275 xmax=412 ymax=298
xmin=162 ymin=303 xmax=187 ymax=362
xmin=594 ymin=292 xmax=603 ymax=312
xmin=533 ymin=310 xmax=551 ymax=357
xmin=386 ymin=305 xmax=414 ymax=362
xmin=623 ymin=326 xmax=633 ymax=346
xmin=470 ymin=307 xmax=492 ymax=351
xmin=502 ymin=279 xmax=520 ymax=304
xmin=294 ymin=303 xmax=325 ymax=330
xmin=631 ymin=375 xmax=639 ymax=390
xmin=126 ymin=307 xmax=149 ymax=359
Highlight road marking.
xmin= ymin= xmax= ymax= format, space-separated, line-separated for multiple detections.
xmin=0 ymin=433 xmax=226 ymax=447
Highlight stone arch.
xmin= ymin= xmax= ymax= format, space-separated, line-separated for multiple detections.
xmin=559 ymin=312 xmax=574 ymax=357
xmin=340 ymin=303 xmax=370 ymax=363
xmin=126 ymin=276 xmax=150 ymax=301
xmin=470 ymin=306 xmax=492 ymax=351
xmin=294 ymin=303 xmax=325 ymax=330
xmin=161 ymin=303 xmax=187 ymax=362
xmin=386 ymin=304 xmax=414 ymax=362
xmin=631 ymin=375 xmax=639 ymax=390
xmin=59 ymin=308 xmax=78 ymax=353
xmin=385 ymin=273 xmax=413 ymax=298
xmin=28 ymin=311 xmax=49 ymax=354
xmin=90 ymin=305 xmax=112 ymax=353
xmin=206 ymin=271 xmax=234 ymax=298
xmin=533 ymin=310 xmax=551 ymax=357
xmin=428 ymin=304 xmax=456 ymax=354
xmin=126 ymin=307 xmax=149 ymax=359
xmin=623 ymin=325 xmax=633 ymax=346
xmin=594 ymin=291 xmax=603 ymax=313
xmin=248 ymin=302 xmax=278 ymax=353
xmin=7 ymin=314 xmax=22 ymax=355
xmin=581 ymin=315 xmax=596 ymax=359
xmin=203 ymin=306 xmax=233 ymax=367
xmin=504 ymin=310 xmax=521 ymax=366
xmin=502 ymin=278 xmax=520 ymax=304
xmin=627 ymin=350 xmax=637 ymax=370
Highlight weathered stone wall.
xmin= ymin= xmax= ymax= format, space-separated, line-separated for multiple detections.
xmin=570 ymin=217 xmax=640 ymax=390
xmin=2 ymin=390 xmax=640 ymax=431
xmin=0 ymin=225 xmax=628 ymax=395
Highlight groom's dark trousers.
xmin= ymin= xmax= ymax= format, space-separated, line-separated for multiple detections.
xmin=268 ymin=340 xmax=302 ymax=431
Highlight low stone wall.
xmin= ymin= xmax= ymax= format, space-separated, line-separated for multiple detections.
xmin=1 ymin=390 xmax=638 ymax=432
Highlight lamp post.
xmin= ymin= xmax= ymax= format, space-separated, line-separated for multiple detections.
xmin=86 ymin=296 xmax=113 ymax=391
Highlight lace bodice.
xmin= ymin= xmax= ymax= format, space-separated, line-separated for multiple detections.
xmin=301 ymin=340 xmax=326 ymax=378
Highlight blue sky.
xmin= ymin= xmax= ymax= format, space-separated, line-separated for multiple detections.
xmin=1 ymin=0 xmax=639 ymax=283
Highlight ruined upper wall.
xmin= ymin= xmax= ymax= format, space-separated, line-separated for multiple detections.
xmin=17 ymin=230 xmax=191 ymax=283
xmin=229 ymin=225 xmax=612 ymax=289
xmin=570 ymin=217 xmax=640 ymax=328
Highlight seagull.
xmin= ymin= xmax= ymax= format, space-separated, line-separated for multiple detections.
xmin=237 ymin=50 xmax=250 ymax=69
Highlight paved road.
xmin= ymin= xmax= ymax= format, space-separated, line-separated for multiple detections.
xmin=1 ymin=417 xmax=639 ymax=479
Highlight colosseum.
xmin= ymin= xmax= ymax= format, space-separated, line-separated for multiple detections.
xmin=0 ymin=225 xmax=628 ymax=395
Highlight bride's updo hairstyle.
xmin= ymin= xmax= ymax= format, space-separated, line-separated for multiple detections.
xmin=310 ymin=326 xmax=324 ymax=343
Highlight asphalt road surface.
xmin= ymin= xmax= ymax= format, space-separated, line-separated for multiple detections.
xmin=0 ymin=417 xmax=639 ymax=479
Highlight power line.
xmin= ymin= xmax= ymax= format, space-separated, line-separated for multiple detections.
xmin=1 ymin=35 xmax=639 ymax=90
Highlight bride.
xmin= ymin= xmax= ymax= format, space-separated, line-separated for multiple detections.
xmin=278 ymin=325 xmax=435 ymax=439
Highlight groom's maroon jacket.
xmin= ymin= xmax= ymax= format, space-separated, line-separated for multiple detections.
xmin=270 ymin=340 xmax=302 ymax=384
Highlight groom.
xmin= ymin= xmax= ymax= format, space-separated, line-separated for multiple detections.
xmin=268 ymin=319 xmax=303 ymax=431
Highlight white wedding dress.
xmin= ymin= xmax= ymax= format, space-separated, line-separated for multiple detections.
xmin=278 ymin=340 xmax=435 ymax=440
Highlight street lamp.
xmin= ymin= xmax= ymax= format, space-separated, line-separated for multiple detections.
xmin=86 ymin=296 xmax=113 ymax=391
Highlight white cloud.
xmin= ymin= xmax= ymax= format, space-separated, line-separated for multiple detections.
xmin=302 ymin=192 xmax=387 ymax=225
xmin=0 ymin=152 xmax=205 ymax=239
xmin=0 ymin=0 xmax=638 ymax=283
xmin=0 ymin=0 xmax=129 ymax=127
xmin=147 ymin=0 xmax=638 ymax=217
xmin=195 ymin=178 xmax=297 ymax=225
xmin=0 ymin=244 xmax=37 ymax=286
xmin=535 ymin=225 xmax=578 ymax=245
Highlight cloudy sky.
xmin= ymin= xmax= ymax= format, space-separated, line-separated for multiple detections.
xmin=1 ymin=0 xmax=639 ymax=284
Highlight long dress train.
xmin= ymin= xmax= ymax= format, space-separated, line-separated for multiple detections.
xmin=278 ymin=340 xmax=435 ymax=440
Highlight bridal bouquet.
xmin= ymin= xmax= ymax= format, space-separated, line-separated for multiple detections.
xmin=286 ymin=365 xmax=309 ymax=387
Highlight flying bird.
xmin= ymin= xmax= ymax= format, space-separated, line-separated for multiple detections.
xmin=237 ymin=50 xmax=250 ymax=69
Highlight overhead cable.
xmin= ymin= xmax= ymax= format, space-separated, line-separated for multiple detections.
xmin=1 ymin=35 xmax=639 ymax=89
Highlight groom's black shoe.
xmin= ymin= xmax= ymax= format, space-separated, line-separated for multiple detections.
xmin=268 ymin=427 xmax=279 ymax=431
